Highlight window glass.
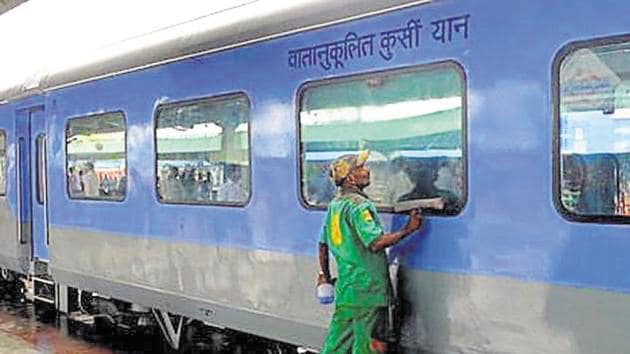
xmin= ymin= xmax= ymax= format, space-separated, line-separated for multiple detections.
xmin=66 ymin=112 xmax=126 ymax=201
xmin=155 ymin=94 xmax=250 ymax=205
xmin=0 ymin=131 xmax=5 ymax=196
xmin=299 ymin=64 xmax=465 ymax=214
xmin=559 ymin=41 xmax=630 ymax=217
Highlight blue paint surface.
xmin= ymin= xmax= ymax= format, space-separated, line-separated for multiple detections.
xmin=2 ymin=0 xmax=630 ymax=294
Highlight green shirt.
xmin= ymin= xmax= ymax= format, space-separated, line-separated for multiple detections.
xmin=319 ymin=189 xmax=389 ymax=307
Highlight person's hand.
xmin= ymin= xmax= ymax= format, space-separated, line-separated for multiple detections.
xmin=404 ymin=209 xmax=422 ymax=234
xmin=317 ymin=272 xmax=331 ymax=286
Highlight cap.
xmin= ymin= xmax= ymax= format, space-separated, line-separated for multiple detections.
xmin=329 ymin=150 xmax=369 ymax=186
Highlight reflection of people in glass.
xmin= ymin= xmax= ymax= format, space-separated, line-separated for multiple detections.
xmin=163 ymin=166 xmax=183 ymax=201
xmin=387 ymin=158 xmax=414 ymax=204
xmin=398 ymin=161 xmax=437 ymax=201
xmin=217 ymin=165 xmax=246 ymax=202
xmin=196 ymin=170 xmax=212 ymax=201
xmin=578 ymin=155 xmax=617 ymax=215
xmin=561 ymin=155 xmax=585 ymax=213
xmin=398 ymin=160 xmax=460 ymax=214
xmin=434 ymin=161 xmax=463 ymax=199
xmin=307 ymin=164 xmax=335 ymax=205
xmin=117 ymin=176 xmax=127 ymax=197
xmin=182 ymin=168 xmax=196 ymax=200
xmin=82 ymin=162 xmax=99 ymax=198
xmin=101 ymin=175 xmax=113 ymax=196
xmin=69 ymin=166 xmax=83 ymax=195
xmin=563 ymin=154 xmax=619 ymax=215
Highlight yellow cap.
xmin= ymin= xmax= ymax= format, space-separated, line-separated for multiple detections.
xmin=329 ymin=150 xmax=370 ymax=185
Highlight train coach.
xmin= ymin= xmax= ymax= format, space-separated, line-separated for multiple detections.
xmin=1 ymin=0 xmax=630 ymax=353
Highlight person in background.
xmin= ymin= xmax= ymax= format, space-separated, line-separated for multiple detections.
xmin=68 ymin=166 xmax=83 ymax=196
xmin=197 ymin=170 xmax=212 ymax=201
xmin=163 ymin=166 xmax=182 ymax=201
xmin=117 ymin=176 xmax=127 ymax=197
xmin=82 ymin=162 xmax=100 ymax=198
xmin=387 ymin=157 xmax=414 ymax=204
xmin=182 ymin=168 xmax=196 ymax=200
xmin=307 ymin=164 xmax=336 ymax=205
xmin=217 ymin=165 xmax=246 ymax=202
xmin=317 ymin=151 xmax=422 ymax=353
xmin=101 ymin=175 xmax=113 ymax=196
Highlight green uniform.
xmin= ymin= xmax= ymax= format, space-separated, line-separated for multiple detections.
xmin=320 ymin=188 xmax=389 ymax=354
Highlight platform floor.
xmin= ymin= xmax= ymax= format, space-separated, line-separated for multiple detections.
xmin=0 ymin=299 xmax=156 ymax=353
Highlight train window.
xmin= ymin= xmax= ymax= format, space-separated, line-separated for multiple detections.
xmin=66 ymin=112 xmax=127 ymax=201
xmin=155 ymin=93 xmax=250 ymax=206
xmin=0 ymin=130 xmax=5 ymax=196
xmin=557 ymin=39 xmax=630 ymax=219
xmin=298 ymin=62 xmax=466 ymax=215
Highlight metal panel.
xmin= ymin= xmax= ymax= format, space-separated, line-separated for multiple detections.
xmin=51 ymin=226 xmax=630 ymax=353
xmin=0 ymin=197 xmax=19 ymax=270
xmin=397 ymin=269 xmax=630 ymax=354
xmin=0 ymin=0 xmax=431 ymax=102
xmin=50 ymin=227 xmax=331 ymax=347
xmin=0 ymin=104 xmax=25 ymax=274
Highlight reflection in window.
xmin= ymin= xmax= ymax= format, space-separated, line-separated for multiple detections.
xmin=559 ymin=41 xmax=630 ymax=216
xmin=0 ymin=131 xmax=5 ymax=196
xmin=299 ymin=64 xmax=465 ymax=214
xmin=155 ymin=94 xmax=250 ymax=205
xmin=66 ymin=112 xmax=127 ymax=201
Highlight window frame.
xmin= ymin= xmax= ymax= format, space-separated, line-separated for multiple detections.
xmin=64 ymin=110 xmax=128 ymax=202
xmin=552 ymin=34 xmax=630 ymax=224
xmin=153 ymin=92 xmax=253 ymax=207
xmin=295 ymin=60 xmax=468 ymax=215
xmin=0 ymin=130 xmax=6 ymax=197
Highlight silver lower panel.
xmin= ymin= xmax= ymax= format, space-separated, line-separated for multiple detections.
xmin=398 ymin=269 xmax=630 ymax=354
xmin=0 ymin=199 xmax=28 ymax=274
xmin=50 ymin=227 xmax=331 ymax=348
xmin=50 ymin=227 xmax=630 ymax=353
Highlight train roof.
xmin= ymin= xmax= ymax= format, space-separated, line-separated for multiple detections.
xmin=0 ymin=0 xmax=430 ymax=104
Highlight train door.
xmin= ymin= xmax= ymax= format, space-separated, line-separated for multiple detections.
xmin=15 ymin=106 xmax=48 ymax=264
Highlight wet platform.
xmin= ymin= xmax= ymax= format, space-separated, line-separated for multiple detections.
xmin=0 ymin=296 xmax=290 ymax=353
xmin=0 ymin=299 xmax=162 ymax=353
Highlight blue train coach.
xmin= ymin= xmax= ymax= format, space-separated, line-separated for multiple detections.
xmin=0 ymin=0 xmax=629 ymax=352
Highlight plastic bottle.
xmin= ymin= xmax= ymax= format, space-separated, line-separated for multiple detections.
xmin=316 ymin=283 xmax=334 ymax=305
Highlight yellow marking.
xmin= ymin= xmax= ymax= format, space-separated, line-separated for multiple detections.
xmin=362 ymin=209 xmax=373 ymax=223
xmin=330 ymin=213 xmax=343 ymax=246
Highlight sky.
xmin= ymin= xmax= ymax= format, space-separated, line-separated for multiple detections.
xmin=0 ymin=0 xmax=256 ymax=93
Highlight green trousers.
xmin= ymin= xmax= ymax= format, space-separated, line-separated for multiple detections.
xmin=320 ymin=306 xmax=387 ymax=354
